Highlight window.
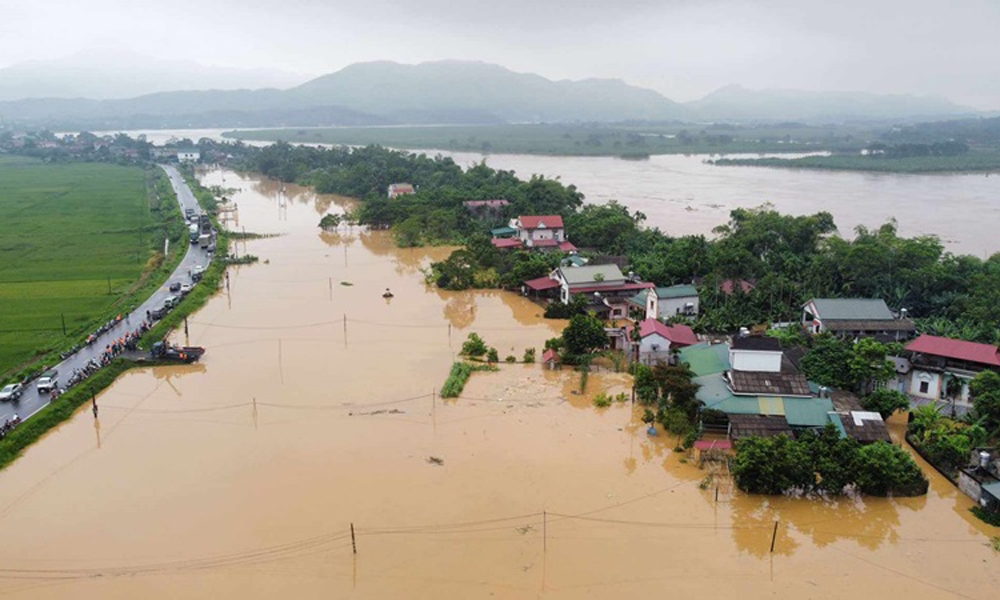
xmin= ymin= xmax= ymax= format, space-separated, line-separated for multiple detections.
xmin=919 ymin=381 xmax=929 ymax=394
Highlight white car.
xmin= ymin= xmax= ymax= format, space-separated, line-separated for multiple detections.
xmin=180 ymin=283 xmax=193 ymax=295
xmin=0 ymin=383 xmax=23 ymax=402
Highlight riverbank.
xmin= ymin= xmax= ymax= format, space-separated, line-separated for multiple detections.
xmin=712 ymin=150 xmax=1000 ymax=173
xmin=222 ymin=123 xmax=862 ymax=157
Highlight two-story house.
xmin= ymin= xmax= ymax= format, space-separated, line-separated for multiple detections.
xmin=529 ymin=264 xmax=653 ymax=319
xmin=904 ymin=334 xmax=1000 ymax=416
xmin=491 ymin=215 xmax=576 ymax=252
xmin=641 ymin=285 xmax=699 ymax=320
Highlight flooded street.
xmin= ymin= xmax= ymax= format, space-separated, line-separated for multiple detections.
xmin=0 ymin=167 xmax=996 ymax=599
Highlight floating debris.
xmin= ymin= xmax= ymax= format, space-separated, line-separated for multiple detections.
xmin=426 ymin=456 xmax=444 ymax=466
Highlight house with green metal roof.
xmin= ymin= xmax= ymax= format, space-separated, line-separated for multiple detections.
xmin=638 ymin=284 xmax=699 ymax=320
xmin=802 ymin=297 xmax=915 ymax=340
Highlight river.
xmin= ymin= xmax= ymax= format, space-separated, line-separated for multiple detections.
xmin=0 ymin=166 xmax=995 ymax=599
xmin=104 ymin=128 xmax=1000 ymax=257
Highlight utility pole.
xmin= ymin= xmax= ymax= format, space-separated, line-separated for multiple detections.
xmin=61 ymin=313 xmax=67 ymax=336
xmin=350 ymin=523 xmax=357 ymax=554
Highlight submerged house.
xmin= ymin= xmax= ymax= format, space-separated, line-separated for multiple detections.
xmin=680 ymin=335 xmax=890 ymax=444
xmin=636 ymin=284 xmax=700 ymax=320
xmin=491 ymin=215 xmax=577 ymax=252
xmin=524 ymin=264 xmax=653 ymax=319
xmin=612 ymin=318 xmax=699 ymax=364
xmin=801 ymin=298 xmax=915 ymax=341
xmin=903 ymin=335 xmax=1000 ymax=416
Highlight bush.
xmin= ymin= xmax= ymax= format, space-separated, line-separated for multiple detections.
xmin=523 ymin=347 xmax=536 ymax=363
xmin=659 ymin=407 xmax=692 ymax=435
xmin=460 ymin=333 xmax=488 ymax=358
xmin=505 ymin=355 xmax=516 ymax=363
xmin=486 ymin=347 xmax=499 ymax=363
xmin=971 ymin=506 xmax=1000 ymax=527
xmin=593 ymin=393 xmax=612 ymax=408
xmin=440 ymin=362 xmax=474 ymax=398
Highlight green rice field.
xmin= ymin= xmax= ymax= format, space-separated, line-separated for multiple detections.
xmin=0 ymin=156 xmax=179 ymax=379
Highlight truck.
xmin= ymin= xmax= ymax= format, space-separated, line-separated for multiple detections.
xmin=150 ymin=342 xmax=205 ymax=364
xmin=198 ymin=233 xmax=211 ymax=249
xmin=37 ymin=369 xmax=58 ymax=393
xmin=189 ymin=224 xmax=199 ymax=244
xmin=198 ymin=213 xmax=212 ymax=235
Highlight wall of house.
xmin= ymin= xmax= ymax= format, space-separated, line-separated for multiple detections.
xmin=909 ymin=370 xmax=942 ymax=401
xmin=639 ymin=333 xmax=671 ymax=356
xmin=657 ymin=296 xmax=699 ymax=319
xmin=729 ymin=349 xmax=782 ymax=373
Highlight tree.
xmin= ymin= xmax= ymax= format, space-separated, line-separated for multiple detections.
xmin=561 ymin=313 xmax=608 ymax=357
xmin=847 ymin=338 xmax=899 ymax=395
xmin=318 ymin=213 xmax=341 ymax=230
xmin=861 ymin=388 xmax=910 ymax=419
xmin=968 ymin=370 xmax=1000 ymax=432
xmin=801 ymin=334 xmax=852 ymax=389
xmin=460 ymin=333 xmax=488 ymax=358
xmin=854 ymin=442 xmax=929 ymax=497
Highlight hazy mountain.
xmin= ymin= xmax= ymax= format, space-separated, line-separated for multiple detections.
xmin=290 ymin=60 xmax=683 ymax=122
xmin=0 ymin=52 xmax=311 ymax=101
xmin=687 ymin=84 xmax=977 ymax=123
xmin=0 ymin=60 xmax=983 ymax=129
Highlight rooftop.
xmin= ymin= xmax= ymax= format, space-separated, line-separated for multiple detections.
xmin=558 ymin=264 xmax=625 ymax=285
xmin=825 ymin=319 xmax=915 ymax=332
xmin=906 ymin=334 xmax=1000 ymax=367
xmin=806 ymin=298 xmax=894 ymax=321
xmin=654 ymin=284 xmax=698 ymax=299
xmin=833 ymin=412 xmax=892 ymax=444
xmin=728 ymin=414 xmax=794 ymax=440
xmin=523 ymin=275 xmax=560 ymax=291
xmin=729 ymin=371 xmax=812 ymax=397
xmin=731 ymin=336 xmax=781 ymax=352
xmin=519 ymin=215 xmax=564 ymax=229
xmin=630 ymin=319 xmax=699 ymax=346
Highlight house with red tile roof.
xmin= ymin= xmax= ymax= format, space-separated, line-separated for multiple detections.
xmin=621 ymin=318 xmax=699 ymax=364
xmin=491 ymin=215 xmax=576 ymax=252
xmin=904 ymin=334 xmax=1000 ymax=415
xmin=387 ymin=183 xmax=415 ymax=198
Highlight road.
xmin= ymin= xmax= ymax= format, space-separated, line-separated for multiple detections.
xmin=0 ymin=165 xmax=213 ymax=425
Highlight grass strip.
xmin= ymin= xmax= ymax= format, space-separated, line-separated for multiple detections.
xmin=440 ymin=361 xmax=497 ymax=398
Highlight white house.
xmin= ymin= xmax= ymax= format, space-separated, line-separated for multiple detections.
xmin=544 ymin=264 xmax=653 ymax=319
xmin=177 ymin=149 xmax=200 ymax=162
xmin=729 ymin=336 xmax=783 ymax=373
xmin=643 ymin=285 xmax=699 ymax=320
xmin=628 ymin=319 xmax=698 ymax=364
xmin=905 ymin=334 xmax=1000 ymax=415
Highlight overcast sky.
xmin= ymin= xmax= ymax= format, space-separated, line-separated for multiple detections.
xmin=2 ymin=0 xmax=999 ymax=108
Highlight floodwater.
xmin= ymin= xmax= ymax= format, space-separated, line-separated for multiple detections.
xmin=0 ymin=166 xmax=996 ymax=599
xmin=101 ymin=128 xmax=1000 ymax=256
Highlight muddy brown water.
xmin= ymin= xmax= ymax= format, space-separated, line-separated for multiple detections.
xmin=0 ymin=167 xmax=996 ymax=599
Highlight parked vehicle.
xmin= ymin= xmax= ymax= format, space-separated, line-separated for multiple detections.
xmin=163 ymin=295 xmax=180 ymax=309
xmin=0 ymin=383 xmax=23 ymax=402
xmin=198 ymin=233 xmax=211 ymax=249
xmin=169 ymin=281 xmax=181 ymax=292
xmin=150 ymin=342 xmax=205 ymax=364
xmin=150 ymin=306 xmax=168 ymax=320
xmin=189 ymin=224 xmax=199 ymax=244
xmin=180 ymin=283 xmax=193 ymax=295
xmin=37 ymin=369 xmax=59 ymax=393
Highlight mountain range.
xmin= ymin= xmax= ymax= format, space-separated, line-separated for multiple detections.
xmin=0 ymin=59 xmax=980 ymax=129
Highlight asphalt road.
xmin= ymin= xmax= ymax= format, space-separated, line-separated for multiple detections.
xmin=0 ymin=165 xmax=213 ymax=425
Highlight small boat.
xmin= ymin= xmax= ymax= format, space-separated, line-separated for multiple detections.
xmin=382 ymin=288 xmax=394 ymax=299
